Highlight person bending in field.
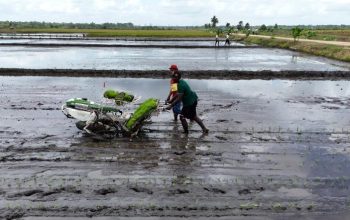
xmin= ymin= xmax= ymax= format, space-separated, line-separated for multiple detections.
xmin=166 ymin=65 xmax=209 ymax=134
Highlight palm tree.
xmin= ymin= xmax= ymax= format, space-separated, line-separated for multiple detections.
xmin=237 ymin=21 xmax=243 ymax=31
xmin=211 ymin=16 xmax=219 ymax=28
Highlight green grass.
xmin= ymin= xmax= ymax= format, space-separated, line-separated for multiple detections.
xmin=0 ymin=28 xmax=213 ymax=38
xmin=253 ymin=29 xmax=350 ymax=42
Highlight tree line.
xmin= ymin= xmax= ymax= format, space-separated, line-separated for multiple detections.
xmin=205 ymin=16 xmax=350 ymax=31
xmin=205 ymin=16 xmax=350 ymax=41
xmin=0 ymin=21 xmax=134 ymax=29
xmin=1 ymin=20 xmax=349 ymax=32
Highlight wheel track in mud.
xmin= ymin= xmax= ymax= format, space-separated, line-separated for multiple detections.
xmin=1 ymin=127 xmax=350 ymax=217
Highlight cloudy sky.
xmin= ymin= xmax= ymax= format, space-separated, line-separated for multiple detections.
xmin=0 ymin=0 xmax=349 ymax=26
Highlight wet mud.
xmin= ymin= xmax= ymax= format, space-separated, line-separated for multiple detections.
xmin=1 ymin=76 xmax=350 ymax=219
xmin=1 ymin=68 xmax=350 ymax=80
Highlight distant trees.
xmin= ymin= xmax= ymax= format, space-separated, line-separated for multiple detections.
xmin=204 ymin=17 xmax=254 ymax=36
xmin=259 ymin=24 xmax=267 ymax=32
xmin=204 ymin=23 xmax=211 ymax=29
xmin=0 ymin=21 xmax=135 ymax=29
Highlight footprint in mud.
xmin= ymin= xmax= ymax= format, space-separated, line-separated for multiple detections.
xmin=129 ymin=186 xmax=153 ymax=195
xmin=212 ymin=103 xmax=236 ymax=109
xmin=203 ymin=187 xmax=226 ymax=194
xmin=204 ymin=102 xmax=237 ymax=113
xmin=63 ymin=185 xmax=82 ymax=194
xmin=238 ymin=189 xmax=251 ymax=195
xmin=173 ymin=151 xmax=187 ymax=155
xmin=168 ymin=188 xmax=190 ymax=195
xmin=40 ymin=189 xmax=62 ymax=197
xmin=42 ymin=107 xmax=60 ymax=111
xmin=215 ymin=136 xmax=228 ymax=141
xmin=7 ymin=189 xmax=44 ymax=198
xmin=322 ymin=105 xmax=341 ymax=110
xmin=2 ymin=210 xmax=25 ymax=220
xmin=36 ymin=134 xmax=55 ymax=140
xmin=38 ymin=186 xmax=82 ymax=198
xmin=195 ymin=151 xmax=222 ymax=157
xmin=216 ymin=119 xmax=229 ymax=123
xmin=238 ymin=187 xmax=265 ymax=195
xmin=94 ymin=188 xmax=117 ymax=195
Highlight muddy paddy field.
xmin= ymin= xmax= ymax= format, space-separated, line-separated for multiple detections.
xmin=1 ymin=39 xmax=350 ymax=219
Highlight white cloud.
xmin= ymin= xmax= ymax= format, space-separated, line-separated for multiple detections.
xmin=0 ymin=0 xmax=349 ymax=25
xmin=38 ymin=0 xmax=80 ymax=13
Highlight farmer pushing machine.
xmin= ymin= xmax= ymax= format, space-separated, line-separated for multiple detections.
xmin=62 ymin=64 xmax=208 ymax=138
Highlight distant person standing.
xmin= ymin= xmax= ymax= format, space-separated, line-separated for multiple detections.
xmin=215 ymin=34 xmax=220 ymax=47
xmin=224 ymin=33 xmax=231 ymax=46
xmin=166 ymin=65 xmax=209 ymax=134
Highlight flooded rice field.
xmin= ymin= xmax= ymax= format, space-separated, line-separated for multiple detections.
xmin=1 ymin=76 xmax=350 ymax=219
xmin=1 ymin=37 xmax=350 ymax=219
xmin=0 ymin=38 xmax=246 ymax=47
xmin=0 ymin=45 xmax=349 ymax=71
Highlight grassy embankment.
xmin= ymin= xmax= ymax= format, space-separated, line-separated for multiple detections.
xmin=0 ymin=28 xmax=213 ymax=38
xmin=232 ymin=32 xmax=350 ymax=62
xmin=257 ymin=29 xmax=350 ymax=42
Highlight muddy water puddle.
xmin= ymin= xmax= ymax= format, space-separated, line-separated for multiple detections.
xmin=0 ymin=46 xmax=349 ymax=71
xmin=1 ymin=76 xmax=350 ymax=218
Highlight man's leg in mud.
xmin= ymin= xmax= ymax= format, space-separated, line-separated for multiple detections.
xmin=193 ymin=115 xmax=209 ymax=133
xmin=172 ymin=102 xmax=181 ymax=122
xmin=174 ymin=113 xmax=178 ymax=121
xmin=180 ymin=115 xmax=189 ymax=133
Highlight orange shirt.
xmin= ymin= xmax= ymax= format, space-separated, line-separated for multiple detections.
xmin=170 ymin=78 xmax=178 ymax=98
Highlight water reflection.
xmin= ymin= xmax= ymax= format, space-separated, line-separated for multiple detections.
xmin=291 ymin=55 xmax=298 ymax=64
xmin=0 ymin=46 xmax=349 ymax=71
xmin=3 ymin=76 xmax=350 ymax=101
xmin=202 ymin=80 xmax=350 ymax=99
